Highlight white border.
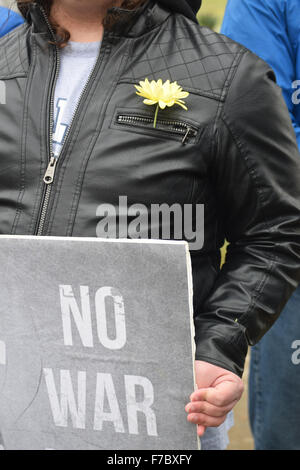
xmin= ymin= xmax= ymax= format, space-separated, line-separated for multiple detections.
xmin=0 ymin=235 xmax=188 ymax=246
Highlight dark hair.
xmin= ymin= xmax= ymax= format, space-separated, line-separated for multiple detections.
xmin=17 ymin=0 xmax=147 ymax=46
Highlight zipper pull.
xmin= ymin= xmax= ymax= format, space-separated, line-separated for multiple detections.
xmin=182 ymin=127 xmax=191 ymax=145
xmin=43 ymin=156 xmax=57 ymax=185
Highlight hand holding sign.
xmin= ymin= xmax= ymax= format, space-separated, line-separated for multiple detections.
xmin=186 ymin=361 xmax=244 ymax=436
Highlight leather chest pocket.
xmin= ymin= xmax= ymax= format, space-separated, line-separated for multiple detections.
xmin=110 ymin=107 xmax=203 ymax=145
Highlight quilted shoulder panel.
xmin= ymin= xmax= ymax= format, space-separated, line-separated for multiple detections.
xmin=0 ymin=23 xmax=30 ymax=79
xmin=122 ymin=15 xmax=245 ymax=100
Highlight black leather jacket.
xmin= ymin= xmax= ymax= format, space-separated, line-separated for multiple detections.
xmin=1 ymin=0 xmax=300 ymax=377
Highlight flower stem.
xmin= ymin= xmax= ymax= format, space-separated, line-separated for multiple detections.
xmin=153 ymin=104 xmax=159 ymax=128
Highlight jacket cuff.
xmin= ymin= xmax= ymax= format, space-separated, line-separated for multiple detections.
xmin=194 ymin=321 xmax=249 ymax=378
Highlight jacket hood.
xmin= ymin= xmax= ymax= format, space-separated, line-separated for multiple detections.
xmin=158 ymin=0 xmax=202 ymax=22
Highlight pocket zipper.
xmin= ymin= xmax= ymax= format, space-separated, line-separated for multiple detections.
xmin=116 ymin=114 xmax=198 ymax=144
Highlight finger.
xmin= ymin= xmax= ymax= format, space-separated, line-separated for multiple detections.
xmin=190 ymin=387 xmax=230 ymax=405
xmin=187 ymin=412 xmax=227 ymax=428
xmin=190 ymin=382 xmax=243 ymax=407
xmin=185 ymin=399 xmax=239 ymax=417
xmin=197 ymin=424 xmax=206 ymax=437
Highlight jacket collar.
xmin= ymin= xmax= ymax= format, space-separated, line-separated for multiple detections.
xmin=27 ymin=0 xmax=171 ymax=39
xmin=158 ymin=0 xmax=201 ymax=22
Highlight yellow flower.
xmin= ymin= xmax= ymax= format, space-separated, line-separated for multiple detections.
xmin=134 ymin=78 xmax=189 ymax=127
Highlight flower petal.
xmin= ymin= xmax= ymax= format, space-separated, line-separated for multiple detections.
xmin=178 ymin=91 xmax=189 ymax=99
xmin=159 ymin=100 xmax=167 ymax=109
xmin=166 ymin=100 xmax=175 ymax=107
xmin=144 ymin=99 xmax=158 ymax=105
xmin=175 ymin=101 xmax=188 ymax=110
xmin=134 ymin=85 xmax=143 ymax=92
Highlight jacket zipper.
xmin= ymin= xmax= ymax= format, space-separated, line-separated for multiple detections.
xmin=35 ymin=7 xmax=59 ymax=236
xmin=35 ymin=8 xmax=109 ymax=236
xmin=116 ymin=114 xmax=198 ymax=144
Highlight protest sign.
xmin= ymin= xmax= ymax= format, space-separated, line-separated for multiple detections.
xmin=0 ymin=236 xmax=199 ymax=450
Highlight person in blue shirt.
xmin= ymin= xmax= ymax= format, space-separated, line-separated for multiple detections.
xmin=0 ymin=6 xmax=24 ymax=37
xmin=222 ymin=0 xmax=300 ymax=450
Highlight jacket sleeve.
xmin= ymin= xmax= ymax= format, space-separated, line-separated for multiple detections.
xmin=194 ymin=50 xmax=300 ymax=377
xmin=221 ymin=0 xmax=300 ymax=148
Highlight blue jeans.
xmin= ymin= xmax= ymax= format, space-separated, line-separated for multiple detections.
xmin=200 ymin=411 xmax=234 ymax=450
xmin=249 ymin=285 xmax=300 ymax=450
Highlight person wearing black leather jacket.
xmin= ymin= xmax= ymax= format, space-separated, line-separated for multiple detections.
xmin=1 ymin=0 xmax=300 ymax=448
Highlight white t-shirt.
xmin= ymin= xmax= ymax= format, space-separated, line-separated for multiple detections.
xmin=52 ymin=40 xmax=101 ymax=158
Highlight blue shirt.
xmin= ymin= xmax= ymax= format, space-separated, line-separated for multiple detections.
xmin=221 ymin=0 xmax=300 ymax=149
xmin=0 ymin=6 xmax=24 ymax=37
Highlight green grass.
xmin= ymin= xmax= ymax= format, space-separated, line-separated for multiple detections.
xmin=197 ymin=0 xmax=228 ymax=31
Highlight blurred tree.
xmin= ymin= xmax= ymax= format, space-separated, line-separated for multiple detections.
xmin=197 ymin=0 xmax=228 ymax=31
xmin=198 ymin=13 xmax=218 ymax=30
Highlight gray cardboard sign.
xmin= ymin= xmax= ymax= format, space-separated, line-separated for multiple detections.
xmin=0 ymin=236 xmax=199 ymax=450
